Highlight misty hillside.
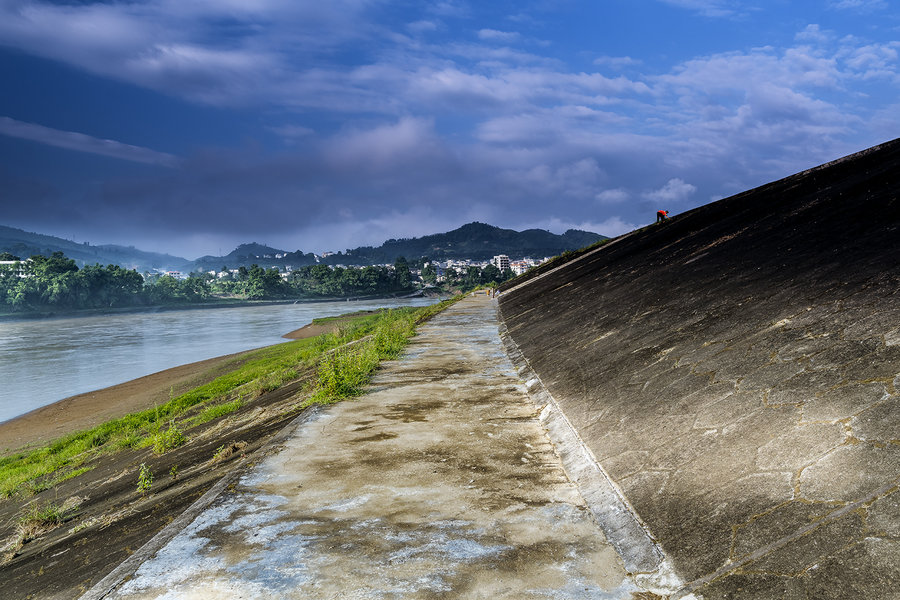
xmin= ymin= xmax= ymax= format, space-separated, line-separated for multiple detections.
xmin=0 ymin=225 xmax=188 ymax=272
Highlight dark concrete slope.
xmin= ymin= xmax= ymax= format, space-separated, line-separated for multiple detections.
xmin=499 ymin=138 xmax=900 ymax=598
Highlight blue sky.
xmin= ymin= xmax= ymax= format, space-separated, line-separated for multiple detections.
xmin=1 ymin=0 xmax=898 ymax=259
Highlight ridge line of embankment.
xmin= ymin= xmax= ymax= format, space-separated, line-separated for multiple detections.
xmin=496 ymin=304 xmax=690 ymax=597
xmin=500 ymin=231 xmax=636 ymax=296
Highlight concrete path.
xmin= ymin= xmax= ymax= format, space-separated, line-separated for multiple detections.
xmin=98 ymin=295 xmax=646 ymax=599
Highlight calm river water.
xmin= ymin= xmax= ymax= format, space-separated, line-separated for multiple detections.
xmin=0 ymin=298 xmax=437 ymax=424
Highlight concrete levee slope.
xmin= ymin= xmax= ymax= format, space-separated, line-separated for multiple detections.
xmin=498 ymin=138 xmax=900 ymax=599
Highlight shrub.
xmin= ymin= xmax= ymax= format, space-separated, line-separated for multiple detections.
xmin=151 ymin=421 xmax=185 ymax=455
xmin=136 ymin=463 xmax=153 ymax=494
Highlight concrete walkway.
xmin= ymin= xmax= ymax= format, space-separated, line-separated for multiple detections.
xmin=96 ymin=295 xmax=647 ymax=599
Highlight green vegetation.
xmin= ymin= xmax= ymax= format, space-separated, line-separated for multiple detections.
xmin=136 ymin=464 xmax=153 ymax=494
xmin=0 ymin=251 xmax=416 ymax=312
xmin=151 ymin=421 xmax=186 ymax=455
xmin=15 ymin=496 xmax=82 ymax=548
xmin=0 ymin=243 xmax=530 ymax=314
xmin=0 ymin=296 xmax=463 ymax=499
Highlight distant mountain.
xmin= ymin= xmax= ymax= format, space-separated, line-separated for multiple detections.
xmin=0 ymin=225 xmax=189 ymax=272
xmin=192 ymin=243 xmax=319 ymax=272
xmin=341 ymin=222 xmax=606 ymax=264
xmin=189 ymin=222 xmax=607 ymax=271
xmin=3 ymin=221 xmax=608 ymax=273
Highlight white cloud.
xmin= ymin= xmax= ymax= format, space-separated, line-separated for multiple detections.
xmin=642 ymin=178 xmax=697 ymax=203
xmin=595 ymin=189 xmax=630 ymax=204
xmin=267 ymin=125 xmax=315 ymax=145
xmin=323 ymin=117 xmax=448 ymax=171
xmin=477 ymin=29 xmax=520 ymax=42
xmin=594 ymin=56 xmax=642 ymax=69
xmin=407 ymin=20 xmax=438 ymax=34
xmin=0 ymin=116 xmax=178 ymax=167
xmin=829 ymin=0 xmax=888 ymax=12
xmin=655 ymin=0 xmax=740 ymax=18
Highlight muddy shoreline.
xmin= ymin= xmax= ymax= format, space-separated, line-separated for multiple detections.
xmin=0 ymin=316 xmax=342 ymax=455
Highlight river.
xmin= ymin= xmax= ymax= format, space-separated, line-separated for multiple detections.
xmin=0 ymin=298 xmax=437 ymax=424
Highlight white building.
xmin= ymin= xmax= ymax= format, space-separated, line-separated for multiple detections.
xmin=492 ymin=254 xmax=510 ymax=271
xmin=0 ymin=260 xmax=29 ymax=277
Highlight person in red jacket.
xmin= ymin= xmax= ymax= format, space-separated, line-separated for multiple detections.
xmin=656 ymin=210 xmax=669 ymax=223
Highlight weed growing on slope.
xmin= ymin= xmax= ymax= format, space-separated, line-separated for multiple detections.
xmin=15 ymin=496 xmax=83 ymax=548
xmin=151 ymin=421 xmax=185 ymax=455
xmin=136 ymin=464 xmax=152 ymax=494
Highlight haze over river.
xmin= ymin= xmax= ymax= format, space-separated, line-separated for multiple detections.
xmin=0 ymin=298 xmax=436 ymax=424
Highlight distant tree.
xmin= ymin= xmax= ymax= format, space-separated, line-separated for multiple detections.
xmin=480 ymin=263 xmax=501 ymax=285
xmin=0 ymin=252 xmax=20 ymax=261
xmin=394 ymin=256 xmax=412 ymax=289
xmin=421 ymin=263 xmax=437 ymax=284
xmin=464 ymin=266 xmax=480 ymax=288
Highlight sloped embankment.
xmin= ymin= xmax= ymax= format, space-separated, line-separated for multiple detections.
xmin=499 ymin=139 xmax=900 ymax=599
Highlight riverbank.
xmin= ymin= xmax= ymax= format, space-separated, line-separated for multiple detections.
xmin=0 ymin=313 xmax=353 ymax=454
xmin=0 ymin=290 xmax=435 ymax=323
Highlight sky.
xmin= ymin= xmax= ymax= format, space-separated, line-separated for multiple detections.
xmin=1 ymin=0 xmax=898 ymax=259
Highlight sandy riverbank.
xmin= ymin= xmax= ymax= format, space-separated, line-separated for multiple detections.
xmin=0 ymin=318 xmax=340 ymax=455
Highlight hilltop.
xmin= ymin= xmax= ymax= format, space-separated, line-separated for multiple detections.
xmin=340 ymin=222 xmax=604 ymax=265
xmin=498 ymin=138 xmax=900 ymax=598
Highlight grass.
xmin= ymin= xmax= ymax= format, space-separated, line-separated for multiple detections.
xmin=187 ymin=397 xmax=245 ymax=428
xmin=13 ymin=496 xmax=83 ymax=549
xmin=0 ymin=295 xmax=464 ymax=499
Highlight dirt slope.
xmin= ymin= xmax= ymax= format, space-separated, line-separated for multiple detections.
xmin=499 ymin=138 xmax=900 ymax=598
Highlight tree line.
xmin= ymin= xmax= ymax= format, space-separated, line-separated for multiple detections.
xmin=0 ymin=252 xmax=515 ymax=312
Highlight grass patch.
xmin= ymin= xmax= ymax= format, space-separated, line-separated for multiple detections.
xmin=306 ymin=295 xmax=463 ymax=405
xmin=14 ymin=496 xmax=83 ymax=549
xmin=0 ymin=296 xmax=463 ymax=499
xmin=188 ymin=397 xmax=245 ymax=428
xmin=150 ymin=421 xmax=186 ymax=455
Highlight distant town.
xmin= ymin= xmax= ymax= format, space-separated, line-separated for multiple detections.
xmin=0 ymin=222 xmax=605 ymax=313
xmin=155 ymin=253 xmax=546 ymax=283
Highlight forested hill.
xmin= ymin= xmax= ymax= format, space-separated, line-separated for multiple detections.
xmin=0 ymin=225 xmax=187 ymax=272
xmin=344 ymin=222 xmax=606 ymax=264
xmin=190 ymin=222 xmax=606 ymax=270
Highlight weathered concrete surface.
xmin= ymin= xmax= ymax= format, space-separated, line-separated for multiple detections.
xmin=499 ymin=139 xmax=900 ymax=598
xmin=95 ymin=295 xmax=650 ymax=599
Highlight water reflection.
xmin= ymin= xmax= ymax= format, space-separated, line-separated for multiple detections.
xmin=0 ymin=298 xmax=436 ymax=423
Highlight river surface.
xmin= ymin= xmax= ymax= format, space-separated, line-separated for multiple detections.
xmin=0 ymin=298 xmax=437 ymax=424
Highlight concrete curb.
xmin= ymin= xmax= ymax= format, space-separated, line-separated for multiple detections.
xmin=496 ymin=304 xmax=690 ymax=597
xmin=80 ymin=405 xmax=322 ymax=600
